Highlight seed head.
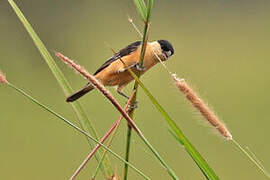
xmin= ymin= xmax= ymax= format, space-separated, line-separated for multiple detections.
xmin=0 ymin=70 xmax=8 ymax=84
xmin=173 ymin=74 xmax=232 ymax=140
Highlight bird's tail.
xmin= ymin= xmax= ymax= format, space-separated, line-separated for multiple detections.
xmin=66 ymin=83 xmax=94 ymax=102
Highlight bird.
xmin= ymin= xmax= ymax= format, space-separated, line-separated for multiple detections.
xmin=66 ymin=39 xmax=174 ymax=102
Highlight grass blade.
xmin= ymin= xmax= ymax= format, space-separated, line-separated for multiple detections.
xmin=7 ymin=0 xmax=112 ymax=177
xmin=146 ymin=0 xmax=154 ymax=20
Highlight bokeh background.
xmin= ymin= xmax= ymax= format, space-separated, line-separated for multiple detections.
xmin=1 ymin=0 xmax=270 ymax=179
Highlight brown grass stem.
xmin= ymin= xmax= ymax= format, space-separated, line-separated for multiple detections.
xmin=128 ymin=15 xmax=143 ymax=37
xmin=173 ymin=75 xmax=232 ymax=140
xmin=69 ymin=119 xmax=120 ymax=180
xmin=70 ymin=91 xmax=136 ymax=180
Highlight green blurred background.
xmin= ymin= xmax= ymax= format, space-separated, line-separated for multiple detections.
xmin=1 ymin=0 xmax=270 ymax=179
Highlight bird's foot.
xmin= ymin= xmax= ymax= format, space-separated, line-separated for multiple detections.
xmin=117 ymin=63 xmax=139 ymax=73
xmin=127 ymin=101 xmax=138 ymax=111
xmin=135 ymin=63 xmax=145 ymax=71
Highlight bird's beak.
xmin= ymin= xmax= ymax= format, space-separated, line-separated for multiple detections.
xmin=164 ymin=51 xmax=172 ymax=59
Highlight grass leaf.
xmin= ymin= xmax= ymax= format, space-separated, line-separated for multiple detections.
xmin=168 ymin=129 xmax=184 ymax=145
xmin=146 ymin=0 xmax=154 ymax=21
xmin=133 ymin=0 xmax=147 ymax=21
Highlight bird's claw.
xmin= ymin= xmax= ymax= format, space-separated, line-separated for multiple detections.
xmin=117 ymin=69 xmax=124 ymax=73
xmin=127 ymin=101 xmax=138 ymax=110
xmin=135 ymin=63 xmax=145 ymax=71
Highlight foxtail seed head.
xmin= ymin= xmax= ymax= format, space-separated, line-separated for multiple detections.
xmin=173 ymin=74 xmax=232 ymax=140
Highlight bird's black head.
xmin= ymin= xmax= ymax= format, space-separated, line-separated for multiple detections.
xmin=157 ymin=40 xmax=174 ymax=60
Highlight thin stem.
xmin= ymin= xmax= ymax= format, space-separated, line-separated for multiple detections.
xmin=6 ymin=82 xmax=150 ymax=180
xmin=128 ymin=15 xmax=143 ymax=37
xmin=245 ymin=146 xmax=265 ymax=169
xmin=124 ymin=124 xmax=132 ymax=180
xmin=232 ymin=139 xmax=270 ymax=178
xmin=92 ymin=119 xmax=121 ymax=179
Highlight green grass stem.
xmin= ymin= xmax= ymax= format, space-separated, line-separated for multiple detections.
xmin=133 ymin=0 xmax=147 ymax=21
xmin=124 ymin=1 xmax=153 ymax=179
xmin=232 ymin=139 xmax=270 ymax=178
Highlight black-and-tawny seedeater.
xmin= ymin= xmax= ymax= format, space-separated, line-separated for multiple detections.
xmin=66 ymin=40 xmax=174 ymax=102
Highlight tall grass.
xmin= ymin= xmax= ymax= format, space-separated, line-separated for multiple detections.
xmin=4 ymin=0 xmax=269 ymax=179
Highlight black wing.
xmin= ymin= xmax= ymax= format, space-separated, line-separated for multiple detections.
xmin=93 ymin=41 xmax=141 ymax=75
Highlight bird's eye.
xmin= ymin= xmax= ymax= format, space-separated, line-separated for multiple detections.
xmin=161 ymin=45 xmax=169 ymax=52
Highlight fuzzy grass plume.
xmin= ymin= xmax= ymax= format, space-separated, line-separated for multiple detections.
xmin=173 ymin=74 xmax=270 ymax=177
xmin=173 ymin=75 xmax=232 ymax=140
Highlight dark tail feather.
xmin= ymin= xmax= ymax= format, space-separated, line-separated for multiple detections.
xmin=66 ymin=84 xmax=94 ymax=102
